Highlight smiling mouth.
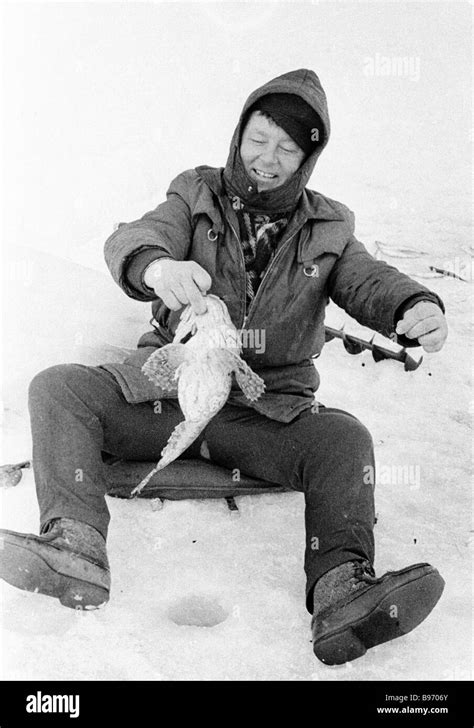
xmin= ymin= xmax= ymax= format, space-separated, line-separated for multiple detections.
xmin=253 ymin=168 xmax=278 ymax=180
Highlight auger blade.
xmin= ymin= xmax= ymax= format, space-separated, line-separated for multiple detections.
xmin=403 ymin=351 xmax=423 ymax=371
xmin=342 ymin=334 xmax=366 ymax=355
xmin=324 ymin=326 xmax=340 ymax=343
xmin=371 ymin=345 xmax=391 ymax=363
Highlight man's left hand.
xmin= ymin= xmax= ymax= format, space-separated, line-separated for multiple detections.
xmin=396 ymin=301 xmax=448 ymax=353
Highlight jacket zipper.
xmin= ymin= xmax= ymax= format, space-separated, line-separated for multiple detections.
xmin=243 ymin=225 xmax=305 ymax=329
xmin=215 ymin=198 xmax=248 ymax=328
xmin=226 ymin=218 xmax=249 ymax=328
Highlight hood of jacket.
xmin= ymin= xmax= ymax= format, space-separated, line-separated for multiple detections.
xmin=223 ymin=68 xmax=330 ymax=214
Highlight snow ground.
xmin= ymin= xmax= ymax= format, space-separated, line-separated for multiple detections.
xmin=0 ymin=1 xmax=472 ymax=677
xmin=0 ymin=227 xmax=472 ymax=681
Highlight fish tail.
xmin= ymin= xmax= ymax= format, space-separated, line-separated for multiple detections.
xmin=157 ymin=420 xmax=207 ymax=470
xmin=130 ymin=420 xmax=207 ymax=497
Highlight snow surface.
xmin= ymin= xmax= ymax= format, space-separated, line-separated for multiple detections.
xmin=1 ymin=1 xmax=472 ymax=682
xmin=1 ymin=236 xmax=471 ymax=681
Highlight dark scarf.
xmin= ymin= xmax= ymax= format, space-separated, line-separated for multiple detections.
xmin=224 ymin=149 xmax=304 ymax=216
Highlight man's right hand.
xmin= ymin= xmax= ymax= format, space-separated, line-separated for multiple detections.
xmin=143 ymin=259 xmax=212 ymax=314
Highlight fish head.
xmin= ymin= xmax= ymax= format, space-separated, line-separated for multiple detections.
xmin=174 ymin=306 xmax=197 ymax=343
xmin=174 ymin=296 xmax=241 ymax=353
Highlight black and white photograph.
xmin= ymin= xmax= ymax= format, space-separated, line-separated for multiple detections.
xmin=0 ymin=0 xmax=472 ymax=713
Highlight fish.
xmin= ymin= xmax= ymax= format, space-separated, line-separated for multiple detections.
xmin=130 ymin=295 xmax=265 ymax=496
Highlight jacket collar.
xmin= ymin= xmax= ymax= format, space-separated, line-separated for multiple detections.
xmin=298 ymin=189 xmax=346 ymax=222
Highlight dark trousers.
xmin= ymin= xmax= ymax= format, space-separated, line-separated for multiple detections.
xmin=28 ymin=363 xmax=376 ymax=612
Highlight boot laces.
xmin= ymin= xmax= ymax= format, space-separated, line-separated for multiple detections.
xmin=353 ymin=559 xmax=379 ymax=585
xmin=39 ymin=520 xmax=64 ymax=542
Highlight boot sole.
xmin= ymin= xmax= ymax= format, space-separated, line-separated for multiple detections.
xmin=313 ymin=566 xmax=445 ymax=665
xmin=0 ymin=539 xmax=109 ymax=610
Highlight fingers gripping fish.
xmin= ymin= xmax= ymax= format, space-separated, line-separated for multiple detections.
xmin=130 ymin=295 xmax=265 ymax=496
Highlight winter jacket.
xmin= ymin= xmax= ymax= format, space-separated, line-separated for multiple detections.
xmin=102 ymin=70 xmax=444 ymax=422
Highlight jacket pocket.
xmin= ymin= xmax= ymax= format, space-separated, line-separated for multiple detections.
xmin=298 ymin=221 xmax=348 ymax=260
xmin=297 ymin=222 xmax=349 ymax=282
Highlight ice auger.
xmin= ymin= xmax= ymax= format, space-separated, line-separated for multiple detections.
xmin=324 ymin=326 xmax=423 ymax=372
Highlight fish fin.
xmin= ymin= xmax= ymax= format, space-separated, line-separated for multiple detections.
xmin=141 ymin=344 xmax=186 ymax=390
xmin=222 ymin=352 xmax=266 ymax=402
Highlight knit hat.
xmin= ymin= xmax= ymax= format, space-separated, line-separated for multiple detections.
xmin=244 ymin=92 xmax=324 ymax=156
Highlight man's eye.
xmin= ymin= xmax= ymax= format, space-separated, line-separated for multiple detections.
xmin=280 ymin=146 xmax=296 ymax=154
xmin=251 ymin=139 xmax=265 ymax=144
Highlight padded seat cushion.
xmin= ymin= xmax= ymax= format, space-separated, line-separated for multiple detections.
xmin=104 ymin=458 xmax=291 ymax=500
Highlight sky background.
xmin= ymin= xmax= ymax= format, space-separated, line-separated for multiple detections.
xmin=1 ymin=1 xmax=472 ymax=259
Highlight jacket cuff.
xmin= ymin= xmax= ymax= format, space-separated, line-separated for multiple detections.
xmin=393 ymin=292 xmax=445 ymax=348
xmin=124 ymin=248 xmax=173 ymax=298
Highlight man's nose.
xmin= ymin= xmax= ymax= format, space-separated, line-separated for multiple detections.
xmin=258 ymin=145 xmax=278 ymax=166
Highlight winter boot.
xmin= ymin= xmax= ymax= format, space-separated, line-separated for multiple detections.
xmin=311 ymin=560 xmax=444 ymax=665
xmin=0 ymin=518 xmax=110 ymax=610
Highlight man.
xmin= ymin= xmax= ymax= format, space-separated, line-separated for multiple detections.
xmin=0 ymin=69 xmax=448 ymax=665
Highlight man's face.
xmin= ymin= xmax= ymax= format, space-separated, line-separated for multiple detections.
xmin=240 ymin=111 xmax=306 ymax=191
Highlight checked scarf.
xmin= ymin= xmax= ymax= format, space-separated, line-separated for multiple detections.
xmin=233 ymin=206 xmax=288 ymax=307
